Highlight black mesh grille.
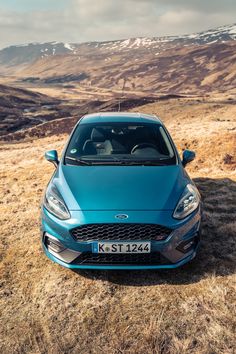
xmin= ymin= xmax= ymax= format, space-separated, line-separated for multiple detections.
xmin=72 ymin=252 xmax=170 ymax=265
xmin=70 ymin=223 xmax=172 ymax=242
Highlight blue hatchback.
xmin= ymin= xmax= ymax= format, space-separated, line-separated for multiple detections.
xmin=41 ymin=112 xmax=201 ymax=270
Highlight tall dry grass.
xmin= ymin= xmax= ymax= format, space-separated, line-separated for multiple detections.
xmin=0 ymin=98 xmax=235 ymax=354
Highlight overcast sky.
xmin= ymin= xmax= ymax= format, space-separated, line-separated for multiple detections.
xmin=0 ymin=0 xmax=235 ymax=48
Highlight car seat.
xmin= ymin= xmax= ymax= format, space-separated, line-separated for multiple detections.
xmin=82 ymin=128 xmax=113 ymax=155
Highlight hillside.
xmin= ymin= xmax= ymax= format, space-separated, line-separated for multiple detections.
xmin=0 ymin=83 xmax=176 ymax=140
xmin=0 ymin=84 xmax=67 ymax=136
xmin=19 ymin=41 xmax=236 ymax=94
xmin=0 ymin=97 xmax=235 ymax=353
xmin=0 ymin=23 xmax=236 ymax=68
xmin=0 ymin=23 xmax=236 ymax=95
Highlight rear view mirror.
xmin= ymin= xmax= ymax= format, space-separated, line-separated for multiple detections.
xmin=182 ymin=150 xmax=195 ymax=167
xmin=45 ymin=150 xmax=59 ymax=167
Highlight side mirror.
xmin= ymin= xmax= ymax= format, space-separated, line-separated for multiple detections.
xmin=182 ymin=150 xmax=195 ymax=167
xmin=45 ymin=150 xmax=59 ymax=167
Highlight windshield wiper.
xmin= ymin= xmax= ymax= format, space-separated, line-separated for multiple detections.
xmin=65 ymin=156 xmax=92 ymax=165
xmin=90 ymin=160 xmax=167 ymax=166
xmin=66 ymin=156 xmax=123 ymax=166
xmin=66 ymin=156 xmax=168 ymax=166
xmin=125 ymin=160 xmax=167 ymax=166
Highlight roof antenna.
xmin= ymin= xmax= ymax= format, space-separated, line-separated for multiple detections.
xmin=118 ymin=78 xmax=126 ymax=112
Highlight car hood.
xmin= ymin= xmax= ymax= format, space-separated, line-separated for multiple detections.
xmin=54 ymin=164 xmax=189 ymax=211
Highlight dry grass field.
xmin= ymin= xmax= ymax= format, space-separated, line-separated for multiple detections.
xmin=0 ymin=97 xmax=235 ymax=354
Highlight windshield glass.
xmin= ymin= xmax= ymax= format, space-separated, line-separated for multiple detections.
xmin=64 ymin=122 xmax=176 ymax=165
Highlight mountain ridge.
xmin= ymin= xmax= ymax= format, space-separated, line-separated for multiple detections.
xmin=0 ymin=23 xmax=236 ymax=68
xmin=18 ymin=41 xmax=236 ymax=95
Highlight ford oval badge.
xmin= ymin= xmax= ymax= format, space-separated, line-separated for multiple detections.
xmin=115 ymin=214 xmax=129 ymax=220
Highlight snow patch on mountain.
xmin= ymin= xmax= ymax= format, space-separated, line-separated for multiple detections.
xmin=64 ymin=43 xmax=74 ymax=51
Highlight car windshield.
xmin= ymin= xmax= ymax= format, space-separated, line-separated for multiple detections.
xmin=64 ymin=122 xmax=176 ymax=165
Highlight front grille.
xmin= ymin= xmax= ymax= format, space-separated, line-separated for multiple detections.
xmin=70 ymin=223 xmax=172 ymax=242
xmin=72 ymin=252 xmax=170 ymax=266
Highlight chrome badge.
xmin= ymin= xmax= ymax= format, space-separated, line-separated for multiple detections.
xmin=115 ymin=214 xmax=129 ymax=220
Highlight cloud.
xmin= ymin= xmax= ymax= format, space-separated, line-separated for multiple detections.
xmin=157 ymin=0 xmax=236 ymax=12
xmin=0 ymin=0 xmax=235 ymax=48
xmin=157 ymin=9 xmax=236 ymax=35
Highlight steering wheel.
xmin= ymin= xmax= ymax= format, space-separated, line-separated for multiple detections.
xmin=131 ymin=143 xmax=158 ymax=154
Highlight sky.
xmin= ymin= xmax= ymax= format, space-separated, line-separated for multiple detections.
xmin=0 ymin=0 xmax=235 ymax=48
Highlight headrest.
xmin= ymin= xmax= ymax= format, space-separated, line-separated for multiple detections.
xmin=91 ymin=128 xmax=106 ymax=142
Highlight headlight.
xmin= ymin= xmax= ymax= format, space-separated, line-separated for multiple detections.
xmin=44 ymin=184 xmax=70 ymax=220
xmin=173 ymin=184 xmax=200 ymax=219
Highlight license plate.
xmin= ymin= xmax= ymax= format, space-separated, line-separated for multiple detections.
xmin=93 ymin=242 xmax=151 ymax=254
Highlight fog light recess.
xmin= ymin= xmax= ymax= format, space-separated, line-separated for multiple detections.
xmin=44 ymin=233 xmax=66 ymax=253
xmin=176 ymin=236 xmax=199 ymax=253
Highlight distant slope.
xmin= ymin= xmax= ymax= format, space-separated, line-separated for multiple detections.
xmin=0 ymin=23 xmax=236 ymax=94
xmin=0 ymin=42 xmax=76 ymax=68
xmin=1 ymin=94 xmax=178 ymax=141
xmin=0 ymin=84 xmax=63 ymax=136
xmin=0 ymin=23 xmax=236 ymax=68
xmin=19 ymin=41 xmax=236 ymax=94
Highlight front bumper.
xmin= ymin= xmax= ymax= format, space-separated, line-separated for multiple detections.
xmin=41 ymin=207 xmax=201 ymax=270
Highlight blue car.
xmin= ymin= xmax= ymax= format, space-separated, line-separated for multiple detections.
xmin=41 ymin=112 xmax=201 ymax=270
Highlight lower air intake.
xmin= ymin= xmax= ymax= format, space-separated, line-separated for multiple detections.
xmin=72 ymin=252 xmax=170 ymax=266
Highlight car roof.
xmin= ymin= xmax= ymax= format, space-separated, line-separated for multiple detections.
xmin=79 ymin=112 xmax=162 ymax=125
